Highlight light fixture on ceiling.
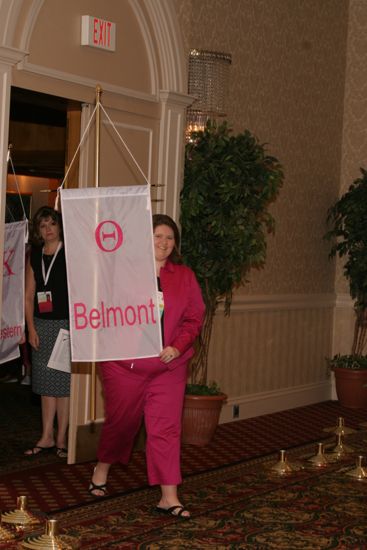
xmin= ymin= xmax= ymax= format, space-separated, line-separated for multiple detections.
xmin=186 ymin=49 xmax=232 ymax=141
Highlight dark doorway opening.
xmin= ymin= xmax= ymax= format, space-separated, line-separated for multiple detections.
xmin=6 ymin=87 xmax=81 ymax=222
xmin=9 ymin=86 xmax=68 ymax=179
xmin=2 ymin=88 xmax=79 ymax=470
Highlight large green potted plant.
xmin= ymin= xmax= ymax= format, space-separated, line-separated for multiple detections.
xmin=325 ymin=168 xmax=367 ymax=408
xmin=179 ymin=120 xmax=284 ymax=444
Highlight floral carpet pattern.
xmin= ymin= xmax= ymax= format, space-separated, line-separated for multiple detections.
xmin=2 ymin=382 xmax=367 ymax=548
xmin=12 ymin=432 xmax=367 ymax=549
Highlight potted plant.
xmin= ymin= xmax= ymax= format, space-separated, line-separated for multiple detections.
xmin=325 ymin=168 xmax=367 ymax=408
xmin=179 ymin=120 xmax=284 ymax=444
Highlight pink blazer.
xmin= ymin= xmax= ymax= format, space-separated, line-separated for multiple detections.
xmin=160 ymin=260 xmax=205 ymax=370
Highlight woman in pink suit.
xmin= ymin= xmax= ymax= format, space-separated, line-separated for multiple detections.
xmin=89 ymin=214 xmax=205 ymax=519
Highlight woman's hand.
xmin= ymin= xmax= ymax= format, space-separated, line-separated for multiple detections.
xmin=28 ymin=328 xmax=40 ymax=351
xmin=159 ymin=346 xmax=180 ymax=364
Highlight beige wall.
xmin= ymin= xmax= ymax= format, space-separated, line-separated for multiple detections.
xmin=333 ymin=0 xmax=367 ymax=355
xmin=176 ymin=0 xmax=351 ymax=417
xmin=177 ymin=0 xmax=347 ymax=295
xmin=25 ymin=0 xmax=151 ymax=94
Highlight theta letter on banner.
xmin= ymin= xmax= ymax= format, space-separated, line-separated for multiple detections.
xmin=0 ymin=220 xmax=27 ymax=364
xmin=61 ymin=185 xmax=162 ymax=362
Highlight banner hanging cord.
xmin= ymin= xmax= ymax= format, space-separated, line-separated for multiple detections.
xmin=7 ymin=146 xmax=28 ymax=222
xmin=5 ymin=203 xmax=15 ymax=222
xmin=55 ymin=103 xmax=98 ymax=211
xmin=59 ymin=103 xmax=98 ymax=190
xmin=99 ymin=103 xmax=150 ymax=186
xmin=57 ymin=99 xmax=151 ymax=201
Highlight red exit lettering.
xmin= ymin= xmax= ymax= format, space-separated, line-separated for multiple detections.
xmin=93 ymin=18 xmax=112 ymax=48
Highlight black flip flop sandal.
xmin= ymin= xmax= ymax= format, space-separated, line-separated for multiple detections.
xmin=56 ymin=447 xmax=68 ymax=458
xmin=88 ymin=480 xmax=107 ymax=497
xmin=155 ymin=505 xmax=190 ymax=519
xmin=24 ymin=445 xmax=55 ymax=456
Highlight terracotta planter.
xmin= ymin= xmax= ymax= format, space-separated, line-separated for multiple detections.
xmin=181 ymin=393 xmax=227 ymax=446
xmin=333 ymin=367 xmax=367 ymax=409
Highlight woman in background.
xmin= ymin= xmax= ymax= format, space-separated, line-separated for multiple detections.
xmin=89 ymin=214 xmax=205 ymax=519
xmin=24 ymin=206 xmax=70 ymax=459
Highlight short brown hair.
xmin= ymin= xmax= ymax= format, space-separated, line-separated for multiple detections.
xmin=153 ymin=214 xmax=182 ymax=264
xmin=31 ymin=206 xmax=63 ymax=245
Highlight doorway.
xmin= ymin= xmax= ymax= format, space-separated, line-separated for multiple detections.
xmin=7 ymin=87 xmax=81 ymax=221
xmin=1 ymin=87 xmax=81 ymax=468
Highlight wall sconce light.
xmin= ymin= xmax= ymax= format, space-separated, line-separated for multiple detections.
xmin=186 ymin=49 xmax=232 ymax=141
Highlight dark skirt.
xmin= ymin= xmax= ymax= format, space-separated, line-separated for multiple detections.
xmin=31 ymin=318 xmax=71 ymax=397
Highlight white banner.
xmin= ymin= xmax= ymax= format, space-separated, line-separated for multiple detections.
xmin=61 ymin=185 xmax=162 ymax=362
xmin=0 ymin=221 xmax=27 ymax=365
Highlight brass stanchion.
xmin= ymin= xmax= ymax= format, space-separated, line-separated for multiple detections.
xmin=307 ymin=442 xmax=329 ymax=468
xmin=323 ymin=416 xmax=356 ymax=436
xmin=1 ymin=496 xmax=42 ymax=528
xmin=346 ymin=455 xmax=367 ymax=480
xmin=21 ymin=518 xmax=80 ymax=549
xmin=0 ymin=495 xmax=42 ymax=546
xmin=269 ymin=449 xmax=302 ymax=475
xmin=328 ymin=433 xmax=354 ymax=459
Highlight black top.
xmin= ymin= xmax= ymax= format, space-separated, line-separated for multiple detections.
xmin=157 ymin=276 xmax=164 ymax=344
xmin=31 ymin=245 xmax=69 ymax=319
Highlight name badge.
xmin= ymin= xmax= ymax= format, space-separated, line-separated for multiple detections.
xmin=37 ymin=291 xmax=53 ymax=313
xmin=157 ymin=291 xmax=164 ymax=318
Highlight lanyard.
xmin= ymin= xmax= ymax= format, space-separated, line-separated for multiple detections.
xmin=41 ymin=242 xmax=62 ymax=286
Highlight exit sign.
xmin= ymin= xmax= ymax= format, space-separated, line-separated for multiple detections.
xmin=81 ymin=15 xmax=116 ymax=52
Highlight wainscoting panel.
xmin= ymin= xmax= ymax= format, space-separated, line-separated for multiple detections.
xmin=205 ymin=294 xmax=338 ymax=421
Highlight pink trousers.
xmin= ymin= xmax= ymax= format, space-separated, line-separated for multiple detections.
xmin=97 ymin=358 xmax=187 ymax=486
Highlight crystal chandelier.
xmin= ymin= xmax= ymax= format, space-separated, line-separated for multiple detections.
xmin=186 ymin=49 xmax=232 ymax=141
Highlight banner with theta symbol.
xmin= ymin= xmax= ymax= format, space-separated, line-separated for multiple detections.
xmin=61 ymin=185 xmax=162 ymax=361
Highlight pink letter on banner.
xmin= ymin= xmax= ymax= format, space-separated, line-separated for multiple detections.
xmin=61 ymin=185 xmax=162 ymax=361
xmin=0 ymin=221 xmax=27 ymax=365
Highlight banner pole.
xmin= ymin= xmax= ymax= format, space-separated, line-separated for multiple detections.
xmin=94 ymin=85 xmax=102 ymax=188
xmin=90 ymin=85 xmax=102 ymax=426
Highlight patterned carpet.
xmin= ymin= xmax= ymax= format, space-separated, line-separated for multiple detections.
xmin=5 ymin=432 xmax=367 ymax=549
xmin=2 ymin=379 xmax=367 ymax=548
xmin=0 ymin=379 xmax=64 ymax=475
xmin=1 ymin=384 xmax=367 ymax=516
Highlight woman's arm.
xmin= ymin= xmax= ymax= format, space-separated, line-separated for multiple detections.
xmin=169 ymin=270 xmax=205 ymax=355
xmin=25 ymin=257 xmax=39 ymax=350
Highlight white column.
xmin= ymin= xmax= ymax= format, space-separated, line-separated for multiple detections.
xmin=157 ymin=90 xmax=192 ymax=222
xmin=0 ymin=46 xmax=26 ymax=313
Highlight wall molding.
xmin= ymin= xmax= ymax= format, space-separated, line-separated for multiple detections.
xmin=140 ymin=0 xmax=186 ymax=92
xmin=16 ymin=61 xmax=159 ymax=104
xmin=220 ymin=380 xmax=332 ymax=423
xmin=216 ymin=292 xmax=353 ymax=313
xmin=335 ymin=292 xmax=353 ymax=308
xmin=16 ymin=0 xmax=44 ymax=52
xmin=0 ymin=45 xmax=27 ymax=66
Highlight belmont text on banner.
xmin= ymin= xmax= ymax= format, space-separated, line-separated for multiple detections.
xmin=0 ymin=220 xmax=27 ymax=364
xmin=61 ymin=185 xmax=162 ymax=362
